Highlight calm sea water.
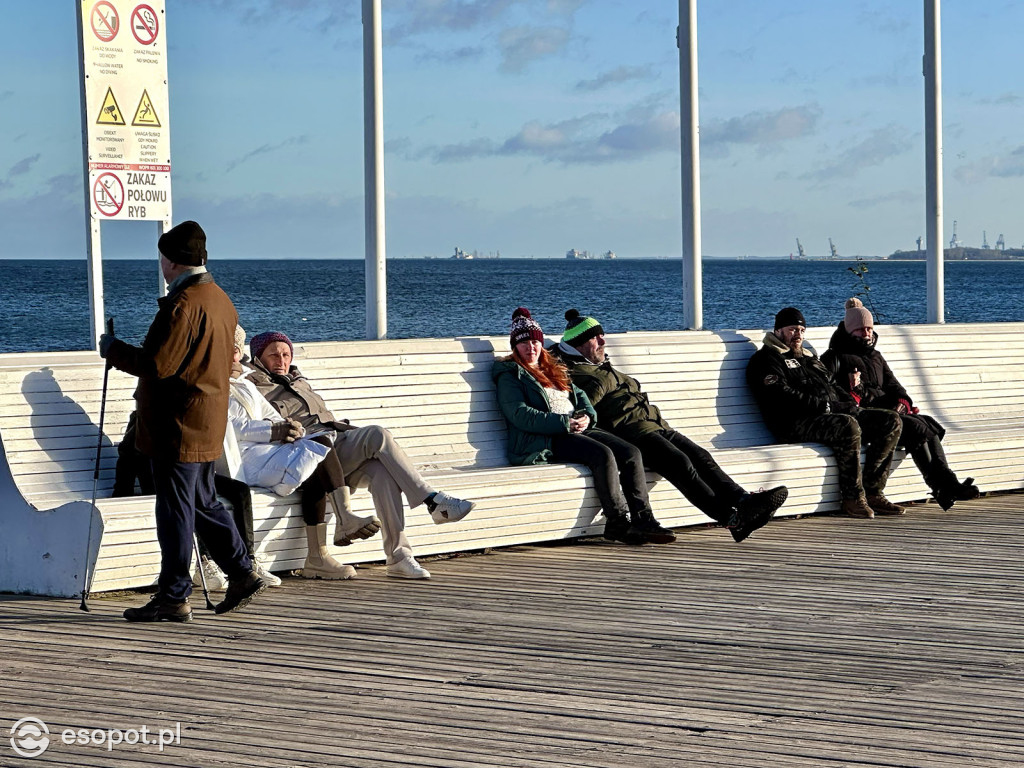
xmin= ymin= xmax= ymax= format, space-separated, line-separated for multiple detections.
xmin=2 ymin=258 xmax=1021 ymax=354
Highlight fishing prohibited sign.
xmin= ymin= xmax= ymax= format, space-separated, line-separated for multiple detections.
xmin=80 ymin=0 xmax=170 ymax=220
xmin=92 ymin=173 xmax=125 ymax=217
xmin=131 ymin=4 xmax=159 ymax=45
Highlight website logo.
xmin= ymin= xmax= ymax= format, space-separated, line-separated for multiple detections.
xmin=10 ymin=717 xmax=50 ymax=758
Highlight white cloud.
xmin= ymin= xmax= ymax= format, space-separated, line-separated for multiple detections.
xmin=498 ymin=25 xmax=570 ymax=73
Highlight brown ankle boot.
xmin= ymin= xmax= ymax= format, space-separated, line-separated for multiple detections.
xmin=841 ymin=496 xmax=875 ymax=518
xmin=866 ymin=494 xmax=906 ymax=516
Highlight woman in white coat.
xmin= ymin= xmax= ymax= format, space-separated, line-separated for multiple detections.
xmin=220 ymin=326 xmax=368 ymax=580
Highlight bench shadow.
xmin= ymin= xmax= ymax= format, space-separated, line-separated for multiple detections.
xmin=454 ymin=336 xmax=508 ymax=468
xmin=22 ymin=369 xmax=115 ymax=492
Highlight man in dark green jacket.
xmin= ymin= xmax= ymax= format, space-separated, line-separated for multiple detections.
xmin=551 ymin=309 xmax=787 ymax=542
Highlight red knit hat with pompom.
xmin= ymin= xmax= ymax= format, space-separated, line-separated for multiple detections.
xmin=509 ymin=307 xmax=544 ymax=348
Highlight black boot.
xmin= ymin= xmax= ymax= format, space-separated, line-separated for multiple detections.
xmin=603 ymin=514 xmax=647 ymax=546
xmin=729 ymin=486 xmax=788 ymax=543
xmin=214 ymin=571 xmax=267 ymax=615
xmin=123 ymin=595 xmax=193 ymax=623
xmin=934 ymin=476 xmax=981 ymax=511
xmin=631 ymin=509 xmax=677 ymax=544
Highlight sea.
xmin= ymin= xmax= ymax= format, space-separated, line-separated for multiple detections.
xmin=2 ymin=258 xmax=1022 ymax=354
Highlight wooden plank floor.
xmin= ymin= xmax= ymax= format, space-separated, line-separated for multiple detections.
xmin=1 ymin=493 xmax=1022 ymax=768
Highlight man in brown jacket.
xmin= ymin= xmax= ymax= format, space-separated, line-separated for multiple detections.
xmin=101 ymin=221 xmax=265 ymax=621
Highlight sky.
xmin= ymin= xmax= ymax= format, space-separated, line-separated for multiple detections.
xmin=0 ymin=0 xmax=1022 ymax=261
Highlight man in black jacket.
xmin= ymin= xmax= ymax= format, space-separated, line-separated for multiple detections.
xmin=746 ymin=307 xmax=904 ymax=519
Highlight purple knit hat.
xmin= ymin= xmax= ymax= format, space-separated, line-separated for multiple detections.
xmin=510 ymin=307 xmax=544 ymax=348
xmin=251 ymin=331 xmax=293 ymax=363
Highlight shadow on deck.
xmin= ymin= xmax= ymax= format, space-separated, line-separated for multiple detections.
xmin=1 ymin=492 xmax=1022 ymax=767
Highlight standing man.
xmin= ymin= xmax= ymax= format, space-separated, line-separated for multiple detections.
xmin=101 ymin=221 xmax=266 ymax=621
xmin=551 ymin=309 xmax=788 ymax=543
xmin=745 ymin=307 xmax=904 ymax=519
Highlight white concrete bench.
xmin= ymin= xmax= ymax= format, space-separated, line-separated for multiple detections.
xmin=2 ymin=323 xmax=1023 ymax=596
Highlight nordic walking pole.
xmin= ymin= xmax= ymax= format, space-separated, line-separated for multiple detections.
xmin=193 ymin=534 xmax=216 ymax=611
xmin=80 ymin=317 xmax=114 ymax=612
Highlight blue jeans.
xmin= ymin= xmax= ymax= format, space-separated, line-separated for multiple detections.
xmin=150 ymin=459 xmax=252 ymax=602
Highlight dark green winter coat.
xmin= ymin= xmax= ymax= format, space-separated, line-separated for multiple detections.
xmin=491 ymin=359 xmax=598 ymax=465
xmin=548 ymin=343 xmax=668 ymax=441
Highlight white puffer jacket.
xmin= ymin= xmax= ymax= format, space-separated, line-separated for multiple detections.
xmin=218 ymin=365 xmax=331 ymax=496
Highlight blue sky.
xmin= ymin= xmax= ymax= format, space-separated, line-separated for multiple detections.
xmin=1 ymin=0 xmax=1022 ymax=260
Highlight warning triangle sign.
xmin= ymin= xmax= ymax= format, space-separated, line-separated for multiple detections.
xmin=131 ymin=89 xmax=161 ymax=127
xmin=96 ymin=87 xmax=125 ymax=125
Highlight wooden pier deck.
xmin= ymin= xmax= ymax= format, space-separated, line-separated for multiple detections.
xmin=1 ymin=493 xmax=1022 ymax=768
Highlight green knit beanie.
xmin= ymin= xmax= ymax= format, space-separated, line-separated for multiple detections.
xmin=562 ymin=309 xmax=604 ymax=347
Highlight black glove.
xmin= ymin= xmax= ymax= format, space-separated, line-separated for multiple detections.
xmin=98 ymin=333 xmax=116 ymax=358
xmin=270 ymin=419 xmax=304 ymax=443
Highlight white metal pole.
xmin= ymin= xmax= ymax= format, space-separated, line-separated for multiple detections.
xmin=678 ymin=0 xmax=703 ymax=330
xmin=924 ymin=0 xmax=944 ymax=323
xmin=76 ymin=0 xmax=105 ymax=349
xmin=363 ymin=0 xmax=387 ymax=339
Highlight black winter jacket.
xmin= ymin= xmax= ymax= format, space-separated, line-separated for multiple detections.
xmin=746 ymin=332 xmax=857 ymax=437
xmin=820 ymin=323 xmax=910 ymax=410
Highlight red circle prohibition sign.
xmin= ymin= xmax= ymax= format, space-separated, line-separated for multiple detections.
xmin=93 ymin=173 xmax=125 ymax=217
xmin=91 ymin=1 xmax=120 ymax=42
xmin=131 ymin=4 xmax=159 ymax=46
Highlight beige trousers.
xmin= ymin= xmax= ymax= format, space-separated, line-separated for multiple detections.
xmin=334 ymin=425 xmax=433 ymax=564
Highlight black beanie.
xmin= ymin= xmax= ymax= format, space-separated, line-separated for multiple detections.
xmin=562 ymin=309 xmax=604 ymax=347
xmin=158 ymin=220 xmax=208 ymax=266
xmin=774 ymin=307 xmax=806 ymax=330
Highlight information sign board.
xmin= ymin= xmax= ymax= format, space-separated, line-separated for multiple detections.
xmin=80 ymin=0 xmax=171 ymax=221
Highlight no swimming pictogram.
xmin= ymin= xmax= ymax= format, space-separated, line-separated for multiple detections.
xmin=91 ymin=1 xmax=119 ymax=42
xmin=131 ymin=4 xmax=159 ymax=46
xmin=93 ymin=173 xmax=124 ymax=217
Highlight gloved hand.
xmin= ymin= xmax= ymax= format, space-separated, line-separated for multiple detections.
xmin=98 ymin=333 xmax=116 ymax=358
xmin=270 ymin=419 xmax=305 ymax=443
xmin=897 ymin=398 xmax=918 ymax=415
xmin=230 ymin=361 xmax=244 ymax=379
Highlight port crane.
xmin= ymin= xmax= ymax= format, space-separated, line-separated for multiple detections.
xmin=996 ymin=234 xmax=1005 ymax=251
xmin=795 ymin=238 xmax=806 ymax=260
xmin=982 ymin=231 xmax=990 ymax=249
xmin=949 ymin=221 xmax=961 ymax=249
xmin=829 ymin=238 xmax=839 ymax=259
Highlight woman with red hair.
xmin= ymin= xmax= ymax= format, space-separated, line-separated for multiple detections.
xmin=491 ymin=308 xmax=675 ymax=545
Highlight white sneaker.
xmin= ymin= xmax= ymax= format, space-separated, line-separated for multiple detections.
xmin=386 ymin=557 xmax=431 ymax=579
xmin=193 ymin=556 xmax=228 ymax=592
xmin=429 ymin=491 xmax=475 ymax=524
xmin=253 ymin=556 xmax=282 ymax=588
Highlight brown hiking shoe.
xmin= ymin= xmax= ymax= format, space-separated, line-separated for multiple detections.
xmin=866 ymin=494 xmax=906 ymax=516
xmin=841 ymin=497 xmax=875 ymax=519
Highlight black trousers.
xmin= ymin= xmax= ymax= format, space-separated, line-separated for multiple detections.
xmin=630 ymin=429 xmax=745 ymax=523
xmin=150 ymin=459 xmax=252 ymax=602
xmin=550 ymin=429 xmax=651 ymax=519
xmin=783 ymin=408 xmax=902 ymax=499
xmin=297 ymin=435 xmax=346 ymax=525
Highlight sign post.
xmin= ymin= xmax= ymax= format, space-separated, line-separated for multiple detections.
xmin=77 ymin=0 xmax=172 ymax=346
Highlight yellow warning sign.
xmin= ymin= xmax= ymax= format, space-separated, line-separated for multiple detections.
xmin=96 ymin=87 xmax=125 ymax=125
xmin=131 ymin=89 xmax=161 ymax=127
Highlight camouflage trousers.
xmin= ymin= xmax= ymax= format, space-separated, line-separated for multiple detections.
xmin=783 ymin=408 xmax=903 ymax=499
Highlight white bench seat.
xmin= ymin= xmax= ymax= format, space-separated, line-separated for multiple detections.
xmin=2 ymin=323 xmax=1023 ymax=597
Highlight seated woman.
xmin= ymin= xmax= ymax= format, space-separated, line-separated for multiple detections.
xmin=823 ymin=298 xmax=981 ymax=510
xmin=492 ymin=308 xmax=675 ymax=545
xmin=246 ymin=330 xmax=475 ymax=580
xmin=219 ymin=325 xmax=356 ymax=581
